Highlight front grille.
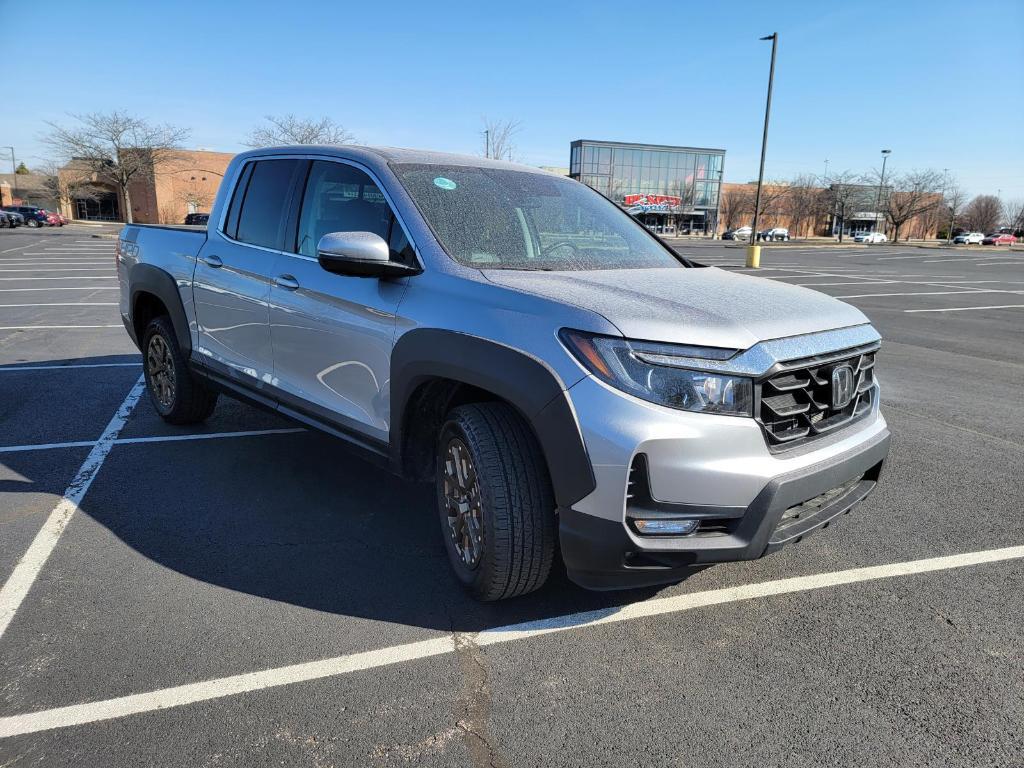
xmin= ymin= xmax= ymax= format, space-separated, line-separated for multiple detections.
xmin=756 ymin=344 xmax=877 ymax=450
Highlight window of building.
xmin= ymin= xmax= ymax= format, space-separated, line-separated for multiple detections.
xmin=235 ymin=159 xmax=300 ymax=249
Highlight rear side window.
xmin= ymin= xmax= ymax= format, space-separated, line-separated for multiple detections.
xmin=234 ymin=159 xmax=300 ymax=249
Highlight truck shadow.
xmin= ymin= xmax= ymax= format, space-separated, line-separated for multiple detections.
xmin=1 ymin=363 xmax=703 ymax=633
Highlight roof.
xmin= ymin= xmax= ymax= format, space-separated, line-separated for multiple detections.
xmin=571 ymin=139 xmax=727 ymax=154
xmin=237 ymin=145 xmax=553 ymax=175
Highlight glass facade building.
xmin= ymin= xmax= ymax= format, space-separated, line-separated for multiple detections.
xmin=569 ymin=140 xmax=725 ymax=234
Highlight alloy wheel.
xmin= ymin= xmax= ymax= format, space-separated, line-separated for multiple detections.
xmin=146 ymin=334 xmax=176 ymax=408
xmin=442 ymin=438 xmax=484 ymax=568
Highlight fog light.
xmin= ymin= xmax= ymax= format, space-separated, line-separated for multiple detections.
xmin=633 ymin=519 xmax=700 ymax=536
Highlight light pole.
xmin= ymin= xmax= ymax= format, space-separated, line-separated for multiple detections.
xmin=874 ymin=149 xmax=891 ymax=235
xmin=747 ymin=32 xmax=777 ymax=268
xmin=485 ymin=129 xmax=490 ymax=159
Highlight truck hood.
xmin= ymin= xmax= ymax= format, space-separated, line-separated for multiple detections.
xmin=481 ymin=266 xmax=870 ymax=350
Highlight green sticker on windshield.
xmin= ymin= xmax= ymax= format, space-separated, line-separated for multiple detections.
xmin=433 ymin=177 xmax=457 ymax=190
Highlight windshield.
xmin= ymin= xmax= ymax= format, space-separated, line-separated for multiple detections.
xmin=393 ymin=164 xmax=685 ymax=271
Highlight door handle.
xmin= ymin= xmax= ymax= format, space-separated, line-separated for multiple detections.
xmin=275 ymin=274 xmax=300 ymax=290
xmin=201 ymin=254 xmax=223 ymax=268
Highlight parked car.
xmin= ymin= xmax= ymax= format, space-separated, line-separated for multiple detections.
xmin=982 ymin=233 xmax=1017 ymax=245
xmin=1 ymin=210 xmax=24 ymax=227
xmin=854 ymin=232 xmax=887 ymax=244
xmin=953 ymin=232 xmax=984 ymax=245
xmin=41 ymin=210 xmax=63 ymax=226
xmin=118 ymin=146 xmax=890 ymax=601
xmin=759 ymin=227 xmax=790 ymax=242
xmin=184 ymin=212 xmax=210 ymax=226
xmin=2 ymin=205 xmax=49 ymax=227
xmin=722 ymin=226 xmax=752 ymax=240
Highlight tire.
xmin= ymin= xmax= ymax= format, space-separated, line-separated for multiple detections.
xmin=141 ymin=315 xmax=218 ymax=424
xmin=435 ymin=402 xmax=556 ymax=601
xmin=27 ymin=219 xmax=39 ymax=228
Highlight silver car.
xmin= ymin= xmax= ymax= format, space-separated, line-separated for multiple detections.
xmin=118 ymin=146 xmax=890 ymax=600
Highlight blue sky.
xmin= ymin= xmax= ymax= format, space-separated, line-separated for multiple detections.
xmin=2 ymin=0 xmax=1022 ymax=197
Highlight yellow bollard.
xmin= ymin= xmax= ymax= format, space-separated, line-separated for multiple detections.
xmin=745 ymin=245 xmax=761 ymax=268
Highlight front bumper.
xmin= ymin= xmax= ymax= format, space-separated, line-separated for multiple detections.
xmin=560 ymin=421 xmax=890 ymax=591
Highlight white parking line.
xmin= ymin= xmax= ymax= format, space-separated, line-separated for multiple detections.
xmin=0 ymin=268 xmax=112 ymax=273
xmin=0 ymin=287 xmax=120 ymax=292
xmin=0 ymin=325 xmax=122 ymax=330
xmin=1 ymin=544 xmax=1021 ymax=739
xmin=0 ymin=264 xmax=111 ymax=268
xmin=0 ymin=428 xmax=305 ymax=454
xmin=0 ymin=280 xmax=117 ymax=286
xmin=904 ymin=304 xmax=1024 ymax=313
xmin=835 ymin=289 xmax=1023 ymax=299
xmin=0 ymin=302 xmax=119 ymax=308
xmin=0 ymin=362 xmax=140 ymax=371
xmin=0 ymin=243 xmax=35 ymax=254
xmin=0 ymin=375 xmax=146 ymax=643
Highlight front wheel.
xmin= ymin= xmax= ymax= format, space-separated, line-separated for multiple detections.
xmin=27 ymin=219 xmax=39 ymax=228
xmin=436 ymin=402 xmax=556 ymax=601
xmin=141 ymin=315 xmax=218 ymax=424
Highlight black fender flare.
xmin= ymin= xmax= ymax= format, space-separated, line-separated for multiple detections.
xmin=390 ymin=329 xmax=596 ymax=508
xmin=129 ymin=263 xmax=192 ymax=356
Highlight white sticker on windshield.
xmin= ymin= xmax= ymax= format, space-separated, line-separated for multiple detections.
xmin=433 ymin=177 xmax=457 ymax=190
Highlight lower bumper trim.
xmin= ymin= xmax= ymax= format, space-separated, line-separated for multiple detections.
xmin=560 ymin=428 xmax=890 ymax=591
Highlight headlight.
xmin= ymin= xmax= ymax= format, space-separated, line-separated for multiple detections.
xmin=560 ymin=329 xmax=753 ymax=416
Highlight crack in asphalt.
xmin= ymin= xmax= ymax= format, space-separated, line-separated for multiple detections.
xmin=453 ymin=632 xmax=507 ymax=768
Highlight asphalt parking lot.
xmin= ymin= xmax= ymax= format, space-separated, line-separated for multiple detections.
xmin=1 ymin=227 xmax=1022 ymax=767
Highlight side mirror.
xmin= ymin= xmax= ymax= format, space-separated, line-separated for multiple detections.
xmin=316 ymin=231 xmax=420 ymax=278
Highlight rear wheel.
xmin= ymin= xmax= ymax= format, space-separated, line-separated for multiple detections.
xmin=142 ymin=315 xmax=218 ymax=424
xmin=436 ymin=403 xmax=556 ymax=601
xmin=27 ymin=219 xmax=39 ymax=228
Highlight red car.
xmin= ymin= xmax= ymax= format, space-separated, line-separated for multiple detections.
xmin=41 ymin=210 xmax=64 ymax=227
xmin=981 ymin=233 xmax=1017 ymax=245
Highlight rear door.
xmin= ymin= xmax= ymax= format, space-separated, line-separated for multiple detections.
xmin=268 ymin=159 xmax=416 ymax=442
xmin=192 ymin=158 xmax=302 ymax=389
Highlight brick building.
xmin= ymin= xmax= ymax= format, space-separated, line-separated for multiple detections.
xmin=718 ymin=181 xmax=941 ymax=240
xmin=57 ymin=149 xmax=234 ymax=224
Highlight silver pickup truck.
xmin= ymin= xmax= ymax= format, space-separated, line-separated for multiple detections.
xmin=117 ymin=145 xmax=890 ymax=601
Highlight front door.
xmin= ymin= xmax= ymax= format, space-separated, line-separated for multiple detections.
xmin=268 ymin=160 xmax=415 ymax=442
xmin=192 ymin=158 xmax=301 ymax=389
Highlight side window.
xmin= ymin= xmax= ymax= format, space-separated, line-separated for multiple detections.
xmin=223 ymin=162 xmax=254 ymax=239
xmin=296 ymin=161 xmax=396 ymax=258
xmin=235 ymin=159 xmax=300 ymax=249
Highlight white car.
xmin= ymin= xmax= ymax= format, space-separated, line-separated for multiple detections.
xmin=854 ymin=232 xmax=887 ymax=244
xmin=953 ymin=232 xmax=984 ymax=245
xmin=760 ymin=227 xmax=790 ymax=242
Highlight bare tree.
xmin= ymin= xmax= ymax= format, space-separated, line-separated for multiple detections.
xmin=962 ymin=194 xmax=1002 ymax=234
xmin=718 ymin=185 xmax=750 ymax=230
xmin=42 ymin=111 xmax=189 ymax=224
xmin=874 ymin=169 xmax=943 ymax=242
xmin=246 ymin=114 xmax=355 ymax=148
xmin=1000 ymin=198 xmax=1024 ymax=234
xmin=941 ymin=182 xmax=969 ymax=243
xmin=481 ymin=118 xmax=521 ymax=161
xmin=821 ymin=171 xmax=868 ymax=242
xmin=783 ymin=174 xmax=825 ymax=238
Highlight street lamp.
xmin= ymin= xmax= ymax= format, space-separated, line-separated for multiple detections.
xmin=874 ymin=149 xmax=891 ymax=235
xmin=747 ymin=32 xmax=778 ymax=268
